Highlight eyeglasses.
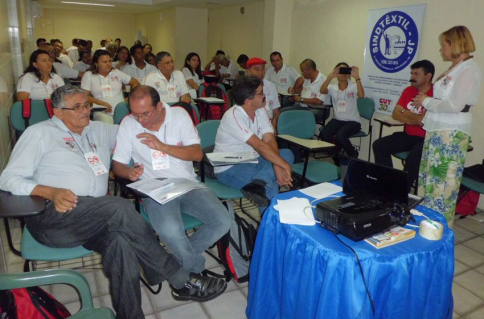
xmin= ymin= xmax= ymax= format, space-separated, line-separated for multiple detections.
xmin=254 ymin=91 xmax=265 ymax=97
xmin=159 ymin=60 xmax=174 ymax=66
xmin=130 ymin=107 xmax=156 ymax=120
xmin=61 ymin=104 xmax=93 ymax=113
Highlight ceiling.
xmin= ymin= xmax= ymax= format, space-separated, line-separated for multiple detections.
xmin=35 ymin=0 xmax=262 ymax=14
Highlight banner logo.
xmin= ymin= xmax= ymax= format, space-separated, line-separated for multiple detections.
xmin=370 ymin=11 xmax=418 ymax=73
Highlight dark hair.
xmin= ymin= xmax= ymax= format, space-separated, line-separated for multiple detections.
xmin=237 ymin=54 xmax=249 ymax=65
xmin=335 ymin=62 xmax=349 ymax=68
xmin=72 ymin=38 xmax=78 ymax=45
xmin=77 ymin=39 xmax=88 ymax=48
xmin=78 ymin=50 xmax=91 ymax=61
xmin=90 ymin=49 xmax=112 ymax=74
xmin=183 ymin=52 xmax=203 ymax=80
xmin=411 ymin=59 xmax=435 ymax=81
xmin=155 ymin=51 xmax=171 ymax=64
xmin=36 ymin=38 xmax=46 ymax=46
xmin=130 ymin=44 xmax=143 ymax=56
xmin=216 ymin=50 xmax=225 ymax=56
xmin=52 ymin=39 xmax=62 ymax=45
xmin=129 ymin=85 xmax=160 ymax=107
xmin=143 ymin=44 xmax=152 ymax=51
xmin=113 ymin=46 xmax=132 ymax=64
xmin=145 ymin=52 xmax=156 ymax=64
xmin=232 ymin=76 xmax=261 ymax=105
xmin=300 ymin=59 xmax=316 ymax=70
xmin=100 ymin=39 xmax=107 ymax=47
xmin=270 ymin=51 xmax=282 ymax=59
xmin=23 ymin=49 xmax=56 ymax=82
xmin=115 ymin=38 xmax=121 ymax=42
xmin=87 ymin=40 xmax=92 ymax=44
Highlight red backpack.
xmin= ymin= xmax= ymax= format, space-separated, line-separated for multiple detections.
xmin=198 ymin=83 xmax=228 ymax=120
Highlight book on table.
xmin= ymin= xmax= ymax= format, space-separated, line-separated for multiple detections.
xmin=127 ymin=178 xmax=206 ymax=205
xmin=206 ymin=152 xmax=258 ymax=166
xmin=195 ymin=97 xmax=225 ymax=103
xmin=364 ymin=226 xmax=416 ymax=249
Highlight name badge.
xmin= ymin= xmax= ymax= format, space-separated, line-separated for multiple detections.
xmin=337 ymin=100 xmax=347 ymax=113
xmin=151 ymin=149 xmax=170 ymax=170
xmin=101 ymin=84 xmax=113 ymax=98
xmin=84 ymin=152 xmax=108 ymax=176
xmin=167 ymin=85 xmax=177 ymax=98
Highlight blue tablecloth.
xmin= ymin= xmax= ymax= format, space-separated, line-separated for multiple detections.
xmin=246 ymin=187 xmax=454 ymax=319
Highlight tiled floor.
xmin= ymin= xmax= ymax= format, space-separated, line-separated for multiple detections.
xmin=3 ymin=202 xmax=484 ymax=318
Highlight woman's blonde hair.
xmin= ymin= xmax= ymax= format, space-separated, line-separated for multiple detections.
xmin=439 ymin=26 xmax=476 ymax=58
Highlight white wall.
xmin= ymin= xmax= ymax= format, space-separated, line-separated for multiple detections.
xmin=175 ymin=7 xmax=208 ymax=70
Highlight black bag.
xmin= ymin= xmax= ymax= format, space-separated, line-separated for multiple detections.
xmin=217 ymin=202 xmax=257 ymax=283
xmin=0 ymin=286 xmax=71 ymax=319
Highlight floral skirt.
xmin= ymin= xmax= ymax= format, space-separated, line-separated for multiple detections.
xmin=418 ymin=130 xmax=469 ymax=228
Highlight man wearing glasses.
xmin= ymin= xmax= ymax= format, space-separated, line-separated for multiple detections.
xmin=0 ymin=85 xmax=228 ymax=319
xmin=214 ymin=77 xmax=294 ymax=211
xmin=112 ymin=85 xmax=231 ymax=291
xmin=142 ymin=51 xmax=191 ymax=103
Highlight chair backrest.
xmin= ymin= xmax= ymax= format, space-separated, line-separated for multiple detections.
xmin=357 ymin=98 xmax=375 ymax=121
xmin=113 ymin=101 xmax=130 ymax=124
xmin=196 ymin=120 xmax=221 ymax=149
xmin=198 ymin=82 xmax=228 ymax=97
xmin=11 ymin=100 xmax=53 ymax=132
xmin=171 ymin=102 xmax=200 ymax=125
xmin=277 ymin=110 xmax=316 ymax=139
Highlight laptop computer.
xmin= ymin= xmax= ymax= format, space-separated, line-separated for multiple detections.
xmin=324 ymin=156 xmax=423 ymax=215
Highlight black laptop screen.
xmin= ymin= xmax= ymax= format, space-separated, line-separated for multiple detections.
xmin=340 ymin=156 xmax=409 ymax=203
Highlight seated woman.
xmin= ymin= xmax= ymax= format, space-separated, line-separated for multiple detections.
xmin=17 ymin=49 xmax=65 ymax=101
xmin=319 ymin=62 xmax=364 ymax=159
xmin=145 ymin=52 xmax=156 ymax=66
xmin=81 ymin=49 xmax=139 ymax=124
xmin=113 ymin=46 xmax=132 ymax=71
xmin=182 ymin=52 xmax=204 ymax=98
xmin=73 ymin=50 xmax=92 ymax=72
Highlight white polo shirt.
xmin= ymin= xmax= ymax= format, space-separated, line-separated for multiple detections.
xmin=58 ymin=54 xmax=74 ymax=68
xmin=219 ymin=61 xmax=239 ymax=85
xmin=264 ymin=63 xmax=301 ymax=94
xmin=81 ymin=69 xmax=131 ymax=114
xmin=123 ymin=63 xmax=157 ymax=83
xmin=262 ymin=79 xmax=280 ymax=120
xmin=17 ymin=73 xmax=65 ymax=100
xmin=74 ymin=61 xmax=90 ymax=72
xmin=328 ymin=82 xmax=360 ymax=122
xmin=143 ymin=70 xmax=190 ymax=103
xmin=301 ymin=71 xmax=330 ymax=106
xmin=214 ymin=105 xmax=273 ymax=173
xmin=112 ymin=103 xmax=200 ymax=182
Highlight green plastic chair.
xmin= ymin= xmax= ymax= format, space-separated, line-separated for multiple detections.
xmin=0 ymin=269 xmax=115 ymax=318
xmin=278 ymin=110 xmax=340 ymax=187
xmin=350 ymin=98 xmax=375 ymax=161
xmin=10 ymin=101 xmax=53 ymax=132
xmin=113 ymin=101 xmax=130 ymax=124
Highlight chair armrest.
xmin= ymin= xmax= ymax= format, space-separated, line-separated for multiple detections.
xmin=0 ymin=190 xmax=46 ymax=218
xmin=277 ymin=134 xmax=335 ymax=151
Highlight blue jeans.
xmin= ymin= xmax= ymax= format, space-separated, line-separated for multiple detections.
xmin=217 ymin=149 xmax=294 ymax=205
xmin=143 ymin=187 xmax=231 ymax=274
xmin=26 ymin=196 xmax=189 ymax=319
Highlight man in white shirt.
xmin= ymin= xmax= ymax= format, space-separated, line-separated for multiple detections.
xmin=0 ymin=85 xmax=227 ymax=319
xmin=123 ymin=44 xmax=157 ymax=83
xmin=216 ymin=54 xmax=239 ymax=90
xmin=112 ymin=85 xmax=231 ymax=279
xmin=53 ymin=40 xmax=74 ymax=68
xmin=265 ymin=51 xmax=303 ymax=107
xmin=143 ymin=51 xmax=191 ymax=103
xmin=246 ymin=57 xmax=281 ymax=130
xmin=214 ymin=77 xmax=294 ymax=209
xmin=68 ymin=39 xmax=87 ymax=66
xmin=284 ymin=58 xmax=330 ymax=124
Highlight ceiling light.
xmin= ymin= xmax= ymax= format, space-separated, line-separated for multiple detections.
xmin=60 ymin=1 xmax=115 ymax=7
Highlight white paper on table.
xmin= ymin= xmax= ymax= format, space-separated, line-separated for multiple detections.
xmin=299 ymin=182 xmax=342 ymax=199
xmin=277 ymin=197 xmax=315 ymax=226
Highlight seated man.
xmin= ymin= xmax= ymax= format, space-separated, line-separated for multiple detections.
xmin=123 ymin=44 xmax=157 ymax=83
xmin=143 ymin=51 xmax=191 ymax=104
xmin=0 ymin=85 xmax=227 ymax=319
xmin=216 ymin=54 xmax=239 ymax=91
xmin=112 ymin=86 xmax=231 ymax=278
xmin=283 ymin=59 xmax=330 ymax=124
xmin=214 ymin=76 xmax=294 ymax=209
xmin=373 ymin=60 xmax=435 ymax=190
xmin=246 ymin=57 xmax=281 ymax=130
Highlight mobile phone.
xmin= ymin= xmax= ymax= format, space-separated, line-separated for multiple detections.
xmin=339 ymin=67 xmax=352 ymax=75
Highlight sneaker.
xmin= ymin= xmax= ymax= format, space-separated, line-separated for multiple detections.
xmin=171 ymin=273 xmax=227 ymax=302
xmin=241 ymin=179 xmax=270 ymax=207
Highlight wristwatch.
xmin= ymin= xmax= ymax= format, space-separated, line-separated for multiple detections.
xmin=301 ymin=98 xmax=305 ymax=104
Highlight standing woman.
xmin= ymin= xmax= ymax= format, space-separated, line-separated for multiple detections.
xmin=113 ymin=46 xmax=132 ymax=71
xmin=17 ymin=50 xmax=65 ymax=101
xmin=81 ymin=50 xmax=139 ymax=124
xmin=319 ymin=62 xmax=364 ymax=158
xmin=182 ymin=52 xmax=204 ymax=98
xmin=414 ymin=26 xmax=482 ymax=228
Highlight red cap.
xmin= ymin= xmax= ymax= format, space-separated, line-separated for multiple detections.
xmin=246 ymin=57 xmax=267 ymax=68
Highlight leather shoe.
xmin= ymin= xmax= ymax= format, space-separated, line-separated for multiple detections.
xmin=241 ymin=179 xmax=270 ymax=207
xmin=171 ymin=273 xmax=227 ymax=302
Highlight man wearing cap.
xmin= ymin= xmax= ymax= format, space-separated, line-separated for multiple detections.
xmin=246 ymin=57 xmax=281 ymax=130
xmin=214 ymin=76 xmax=294 ymax=211
xmin=265 ymin=52 xmax=303 ymax=107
